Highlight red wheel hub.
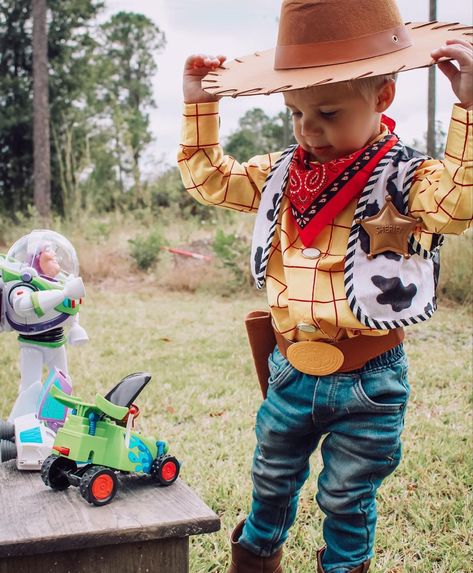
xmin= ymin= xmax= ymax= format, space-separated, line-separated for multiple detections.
xmin=91 ymin=474 xmax=114 ymax=500
xmin=161 ymin=461 xmax=177 ymax=481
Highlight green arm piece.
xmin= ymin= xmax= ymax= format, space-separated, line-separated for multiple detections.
xmin=95 ymin=393 xmax=129 ymax=421
xmin=50 ymin=384 xmax=88 ymax=410
xmin=50 ymin=384 xmax=128 ymax=420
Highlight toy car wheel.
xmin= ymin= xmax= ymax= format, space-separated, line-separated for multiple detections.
xmin=79 ymin=465 xmax=118 ymax=506
xmin=151 ymin=455 xmax=180 ymax=486
xmin=41 ymin=454 xmax=77 ymax=490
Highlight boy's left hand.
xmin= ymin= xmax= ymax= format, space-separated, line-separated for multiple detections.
xmin=431 ymin=39 xmax=473 ymax=110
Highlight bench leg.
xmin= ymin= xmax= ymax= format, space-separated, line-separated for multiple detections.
xmin=0 ymin=537 xmax=189 ymax=573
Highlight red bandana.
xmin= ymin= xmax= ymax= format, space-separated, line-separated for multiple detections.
xmin=288 ymin=127 xmax=398 ymax=247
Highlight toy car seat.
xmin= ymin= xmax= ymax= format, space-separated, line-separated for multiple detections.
xmin=104 ymin=372 xmax=151 ymax=407
xmin=104 ymin=372 xmax=151 ymax=426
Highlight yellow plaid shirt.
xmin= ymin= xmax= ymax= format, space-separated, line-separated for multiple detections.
xmin=178 ymin=102 xmax=473 ymax=341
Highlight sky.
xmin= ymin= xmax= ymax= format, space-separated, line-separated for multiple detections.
xmin=104 ymin=0 xmax=473 ymax=173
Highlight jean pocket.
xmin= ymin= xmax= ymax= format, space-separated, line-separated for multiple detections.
xmin=268 ymin=347 xmax=298 ymax=391
xmin=353 ymin=360 xmax=409 ymax=413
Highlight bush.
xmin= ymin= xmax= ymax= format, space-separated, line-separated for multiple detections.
xmin=212 ymin=228 xmax=253 ymax=290
xmin=149 ymin=166 xmax=213 ymax=221
xmin=128 ymin=229 xmax=166 ymax=270
xmin=437 ymin=232 xmax=473 ymax=304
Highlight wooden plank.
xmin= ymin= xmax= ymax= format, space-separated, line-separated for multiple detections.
xmin=0 ymin=461 xmax=220 ymax=558
xmin=0 ymin=537 xmax=188 ymax=573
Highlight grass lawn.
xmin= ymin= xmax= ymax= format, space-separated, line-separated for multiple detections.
xmin=0 ymin=285 xmax=471 ymax=572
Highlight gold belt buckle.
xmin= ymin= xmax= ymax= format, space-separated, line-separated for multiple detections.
xmin=286 ymin=341 xmax=344 ymax=376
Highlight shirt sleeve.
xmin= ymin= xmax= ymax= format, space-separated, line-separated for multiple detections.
xmin=408 ymin=104 xmax=473 ymax=235
xmin=177 ymin=102 xmax=281 ymax=213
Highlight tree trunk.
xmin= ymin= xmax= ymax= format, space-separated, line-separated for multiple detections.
xmin=427 ymin=0 xmax=437 ymax=157
xmin=32 ymin=0 xmax=51 ymax=220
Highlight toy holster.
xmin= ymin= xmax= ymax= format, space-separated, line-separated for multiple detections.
xmin=244 ymin=310 xmax=277 ymax=399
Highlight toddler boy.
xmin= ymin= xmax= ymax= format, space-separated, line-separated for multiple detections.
xmin=178 ymin=1 xmax=472 ymax=571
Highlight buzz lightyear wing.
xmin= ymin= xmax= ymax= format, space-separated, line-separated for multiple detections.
xmin=37 ymin=368 xmax=73 ymax=431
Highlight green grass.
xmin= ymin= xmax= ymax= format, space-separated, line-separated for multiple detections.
xmin=0 ymin=288 xmax=471 ymax=572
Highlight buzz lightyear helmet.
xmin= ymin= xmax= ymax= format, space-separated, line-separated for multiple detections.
xmin=7 ymin=229 xmax=79 ymax=280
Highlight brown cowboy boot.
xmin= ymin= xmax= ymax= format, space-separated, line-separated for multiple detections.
xmin=227 ymin=520 xmax=284 ymax=573
xmin=317 ymin=547 xmax=370 ymax=573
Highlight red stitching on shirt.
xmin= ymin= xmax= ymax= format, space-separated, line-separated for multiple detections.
xmin=445 ymin=151 xmax=465 ymax=162
xmin=461 ymin=123 xmax=471 ymax=161
xmin=183 ymin=112 xmax=219 ymax=118
xmin=288 ymin=295 xmax=348 ymax=304
xmin=451 ymin=116 xmax=472 ymax=127
xmin=195 ymin=109 xmax=200 ymax=148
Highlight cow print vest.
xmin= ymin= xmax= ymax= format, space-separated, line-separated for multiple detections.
xmin=250 ymin=142 xmax=443 ymax=329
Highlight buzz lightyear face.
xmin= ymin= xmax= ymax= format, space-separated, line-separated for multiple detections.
xmin=7 ymin=230 xmax=79 ymax=280
xmin=38 ymin=245 xmax=61 ymax=278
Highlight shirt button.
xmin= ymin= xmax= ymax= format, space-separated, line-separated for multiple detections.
xmin=297 ymin=323 xmax=317 ymax=333
xmin=301 ymin=248 xmax=321 ymax=259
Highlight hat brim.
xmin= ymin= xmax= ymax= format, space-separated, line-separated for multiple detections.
xmin=202 ymin=22 xmax=472 ymax=97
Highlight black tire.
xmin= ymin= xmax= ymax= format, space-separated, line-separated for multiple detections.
xmin=79 ymin=465 xmax=118 ymax=506
xmin=150 ymin=455 xmax=180 ymax=486
xmin=0 ymin=420 xmax=15 ymax=440
xmin=41 ymin=454 xmax=77 ymax=490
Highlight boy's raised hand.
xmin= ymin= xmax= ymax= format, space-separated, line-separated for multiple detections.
xmin=431 ymin=39 xmax=473 ymax=110
xmin=183 ymin=54 xmax=227 ymax=104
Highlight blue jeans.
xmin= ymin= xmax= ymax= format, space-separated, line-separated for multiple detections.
xmin=239 ymin=343 xmax=409 ymax=573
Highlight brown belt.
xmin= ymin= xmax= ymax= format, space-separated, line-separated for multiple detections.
xmin=274 ymin=327 xmax=404 ymax=376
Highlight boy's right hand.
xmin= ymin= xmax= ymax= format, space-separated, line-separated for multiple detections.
xmin=183 ymin=54 xmax=227 ymax=104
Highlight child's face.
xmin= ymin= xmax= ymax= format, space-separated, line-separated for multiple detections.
xmin=284 ymin=81 xmax=394 ymax=163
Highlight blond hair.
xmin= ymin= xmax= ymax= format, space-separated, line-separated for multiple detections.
xmin=345 ymin=73 xmax=397 ymax=100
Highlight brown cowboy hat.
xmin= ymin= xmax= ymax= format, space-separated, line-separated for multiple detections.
xmin=202 ymin=0 xmax=472 ymax=98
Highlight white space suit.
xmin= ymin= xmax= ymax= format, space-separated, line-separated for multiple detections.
xmin=0 ymin=230 xmax=88 ymax=422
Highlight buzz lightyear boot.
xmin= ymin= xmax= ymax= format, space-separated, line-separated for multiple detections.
xmin=227 ymin=520 xmax=283 ymax=573
xmin=317 ymin=547 xmax=371 ymax=573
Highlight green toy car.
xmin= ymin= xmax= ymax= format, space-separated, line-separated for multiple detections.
xmin=41 ymin=372 xmax=180 ymax=506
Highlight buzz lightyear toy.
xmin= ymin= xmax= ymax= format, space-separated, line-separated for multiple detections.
xmin=0 ymin=229 xmax=88 ymax=469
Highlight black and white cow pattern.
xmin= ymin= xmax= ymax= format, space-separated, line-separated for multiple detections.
xmin=250 ymin=145 xmax=297 ymax=288
xmin=392 ymin=146 xmax=426 ymax=167
xmin=266 ymin=193 xmax=279 ymax=222
xmin=250 ymin=139 xmax=443 ymax=330
xmin=371 ymin=275 xmax=418 ymax=312
xmin=254 ymin=246 xmax=263 ymax=276
xmin=345 ymin=141 xmax=443 ymax=329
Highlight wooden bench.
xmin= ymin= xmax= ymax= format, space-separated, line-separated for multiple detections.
xmin=0 ymin=460 xmax=220 ymax=573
